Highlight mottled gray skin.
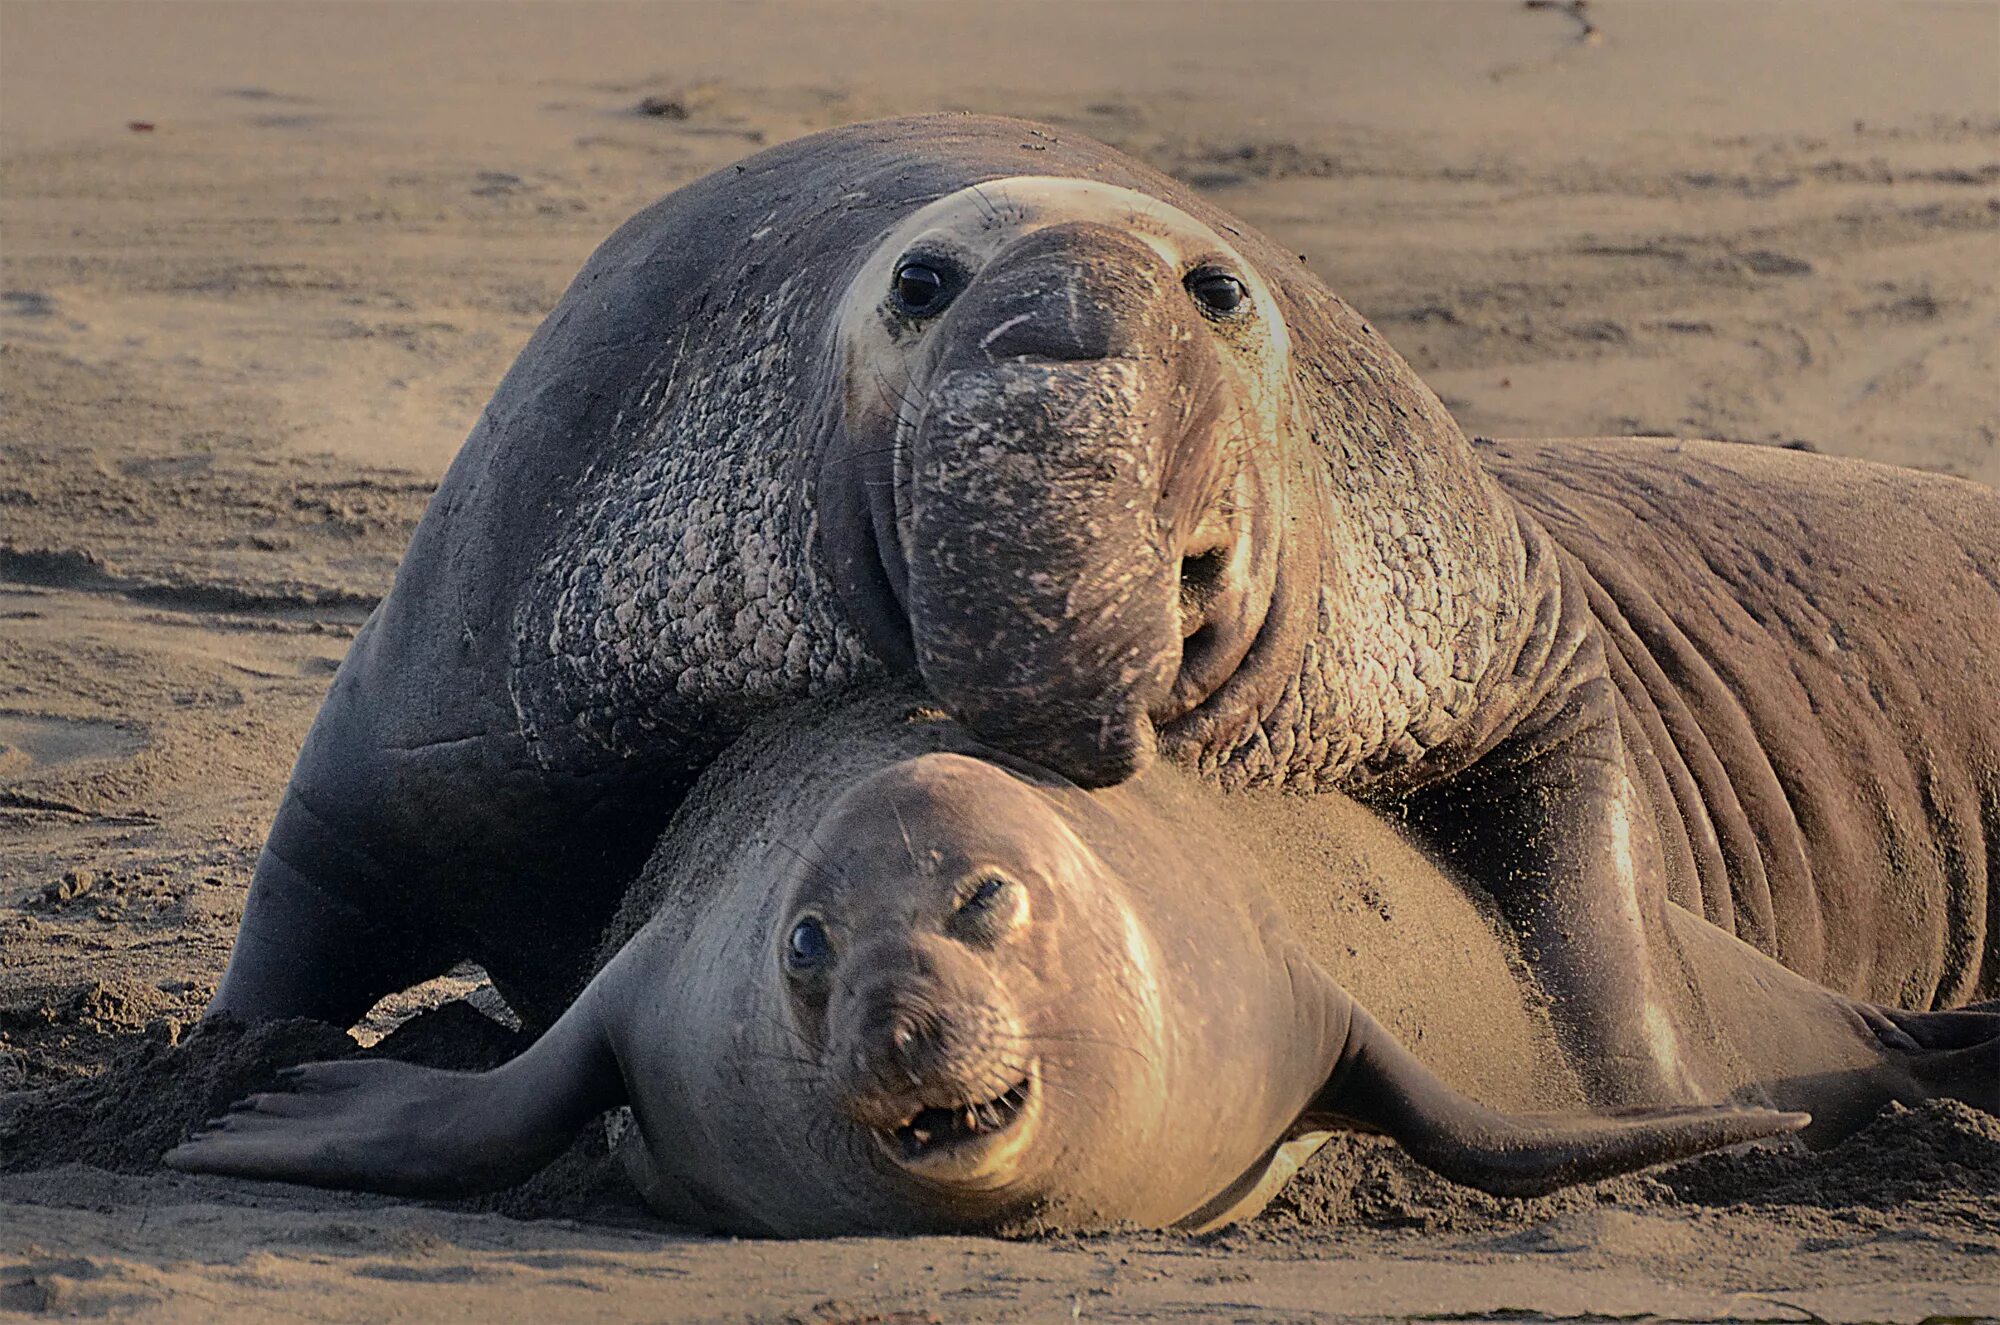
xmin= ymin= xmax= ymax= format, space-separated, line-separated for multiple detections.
xmin=208 ymin=118 xmax=2000 ymax=1113
xmin=170 ymin=691 xmax=1817 ymax=1235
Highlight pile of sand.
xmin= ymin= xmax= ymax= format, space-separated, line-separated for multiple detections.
xmin=0 ymin=1003 xmax=652 ymax=1226
xmin=1257 ymin=1102 xmax=2000 ymax=1237
xmin=0 ymin=1017 xmax=358 ymax=1175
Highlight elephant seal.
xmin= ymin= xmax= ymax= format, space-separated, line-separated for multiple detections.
xmin=170 ymin=690 xmax=1833 ymax=1235
xmin=208 ymin=115 xmax=2000 ymax=1115
xmin=206 ymin=114 xmax=1344 ymax=1034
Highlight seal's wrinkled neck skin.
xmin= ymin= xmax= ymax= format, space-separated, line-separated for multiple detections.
xmin=830 ymin=179 xmax=1294 ymax=787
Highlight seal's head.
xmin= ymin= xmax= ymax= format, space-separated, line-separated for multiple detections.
xmin=765 ymin=752 xmax=1172 ymax=1224
xmin=825 ymin=179 xmax=1302 ymax=786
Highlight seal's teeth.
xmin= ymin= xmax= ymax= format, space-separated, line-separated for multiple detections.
xmin=879 ymin=1072 xmax=1037 ymax=1161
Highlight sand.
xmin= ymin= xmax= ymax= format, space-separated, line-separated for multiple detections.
xmin=4 ymin=1006 xmax=1998 ymax=1321
xmin=1 ymin=0 xmax=1996 ymax=1319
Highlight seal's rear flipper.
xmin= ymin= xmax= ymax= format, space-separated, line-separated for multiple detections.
xmin=1645 ymin=905 xmax=1999 ymax=1137
xmin=1307 ymin=1004 xmax=1808 ymax=1199
xmin=1857 ymin=1001 xmax=2000 ymax=1112
xmin=164 ymin=981 xmax=624 ymax=1197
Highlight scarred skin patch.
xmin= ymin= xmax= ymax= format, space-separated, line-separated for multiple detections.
xmin=526 ymin=274 xmax=879 ymax=761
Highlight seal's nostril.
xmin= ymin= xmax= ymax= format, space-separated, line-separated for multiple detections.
xmin=1167 ymin=536 xmax=1262 ymax=728
xmin=1181 ymin=622 xmax=1222 ymax=675
xmin=1180 ymin=547 xmax=1231 ymax=628
xmin=886 ymin=1016 xmax=925 ymax=1072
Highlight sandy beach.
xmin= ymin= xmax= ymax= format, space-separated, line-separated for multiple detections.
xmin=3 ymin=2 xmax=1997 ymax=1320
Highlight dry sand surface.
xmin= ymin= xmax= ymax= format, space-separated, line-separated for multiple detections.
xmin=2 ymin=1 xmax=1998 ymax=1320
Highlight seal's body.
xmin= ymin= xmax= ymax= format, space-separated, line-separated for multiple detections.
xmin=1400 ymin=435 xmax=2000 ymax=1100
xmin=208 ymin=117 xmax=2000 ymax=1109
xmin=168 ymin=691 xmax=1994 ymax=1234
xmin=1477 ymin=436 xmax=1998 ymax=1013
xmin=171 ymin=692 xmax=1814 ymax=1233
xmin=208 ymin=116 xmax=1340 ymax=1032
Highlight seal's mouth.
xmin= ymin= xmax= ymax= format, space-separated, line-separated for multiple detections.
xmin=868 ymin=1061 xmax=1043 ymax=1188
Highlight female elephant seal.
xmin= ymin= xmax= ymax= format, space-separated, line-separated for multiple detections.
xmin=172 ymin=690 xmax=1834 ymax=1235
xmin=211 ymin=115 xmax=2000 ymax=1113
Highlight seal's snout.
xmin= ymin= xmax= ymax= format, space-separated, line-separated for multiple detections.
xmin=845 ymin=988 xmax=1027 ymax=1113
xmin=905 ymin=356 xmax=1187 ymax=790
xmin=895 ymin=218 xmax=1280 ymax=790
xmin=1000 ymin=706 xmax=1158 ymax=790
xmin=878 ymin=1002 xmax=960 ymax=1081
xmin=832 ymin=962 xmax=1045 ymax=1188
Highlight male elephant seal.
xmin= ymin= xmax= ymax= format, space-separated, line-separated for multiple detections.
xmin=172 ymin=690 xmax=1849 ymax=1236
xmin=209 ymin=113 xmax=1330 ymax=1033
xmin=210 ymin=115 xmax=2000 ymax=1111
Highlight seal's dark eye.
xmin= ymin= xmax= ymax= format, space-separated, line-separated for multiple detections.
xmin=892 ymin=262 xmax=952 ymax=317
xmin=787 ymin=916 xmax=832 ymax=970
xmin=948 ymin=873 xmax=1029 ymax=942
xmin=961 ymin=876 xmax=1008 ymax=912
xmin=1187 ymin=270 xmax=1248 ymax=315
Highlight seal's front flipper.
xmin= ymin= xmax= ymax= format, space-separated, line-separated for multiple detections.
xmin=1306 ymin=1002 xmax=1807 ymax=1198
xmin=1406 ymin=618 xmax=1696 ymax=1109
xmin=165 ymin=984 xmax=623 ymax=1196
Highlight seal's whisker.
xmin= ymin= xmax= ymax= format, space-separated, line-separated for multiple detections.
xmin=770 ymin=836 xmax=847 ymax=892
xmin=750 ymin=1010 xmax=826 ymax=1064
xmin=1003 ymin=1026 xmax=1159 ymax=1071
xmin=743 ymin=1049 xmax=820 ymax=1076
xmin=831 ymin=442 xmax=914 ymax=466
xmin=872 ymin=369 xmax=925 ymax=421
xmin=986 ymin=180 xmax=1029 ymax=227
xmin=1024 ymin=1077 xmax=1099 ymax=1109
xmin=891 ymin=802 xmax=921 ymax=874
xmin=968 ymin=182 xmax=1001 ymax=228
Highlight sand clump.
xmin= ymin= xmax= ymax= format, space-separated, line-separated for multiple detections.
xmin=0 ymin=1002 xmax=653 ymax=1227
xmin=1252 ymin=1103 xmax=2000 ymax=1237
xmin=0 ymin=1016 xmax=358 ymax=1175
xmin=0 ymin=1003 xmax=535 ymax=1174
xmin=1659 ymin=1100 xmax=2000 ymax=1217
